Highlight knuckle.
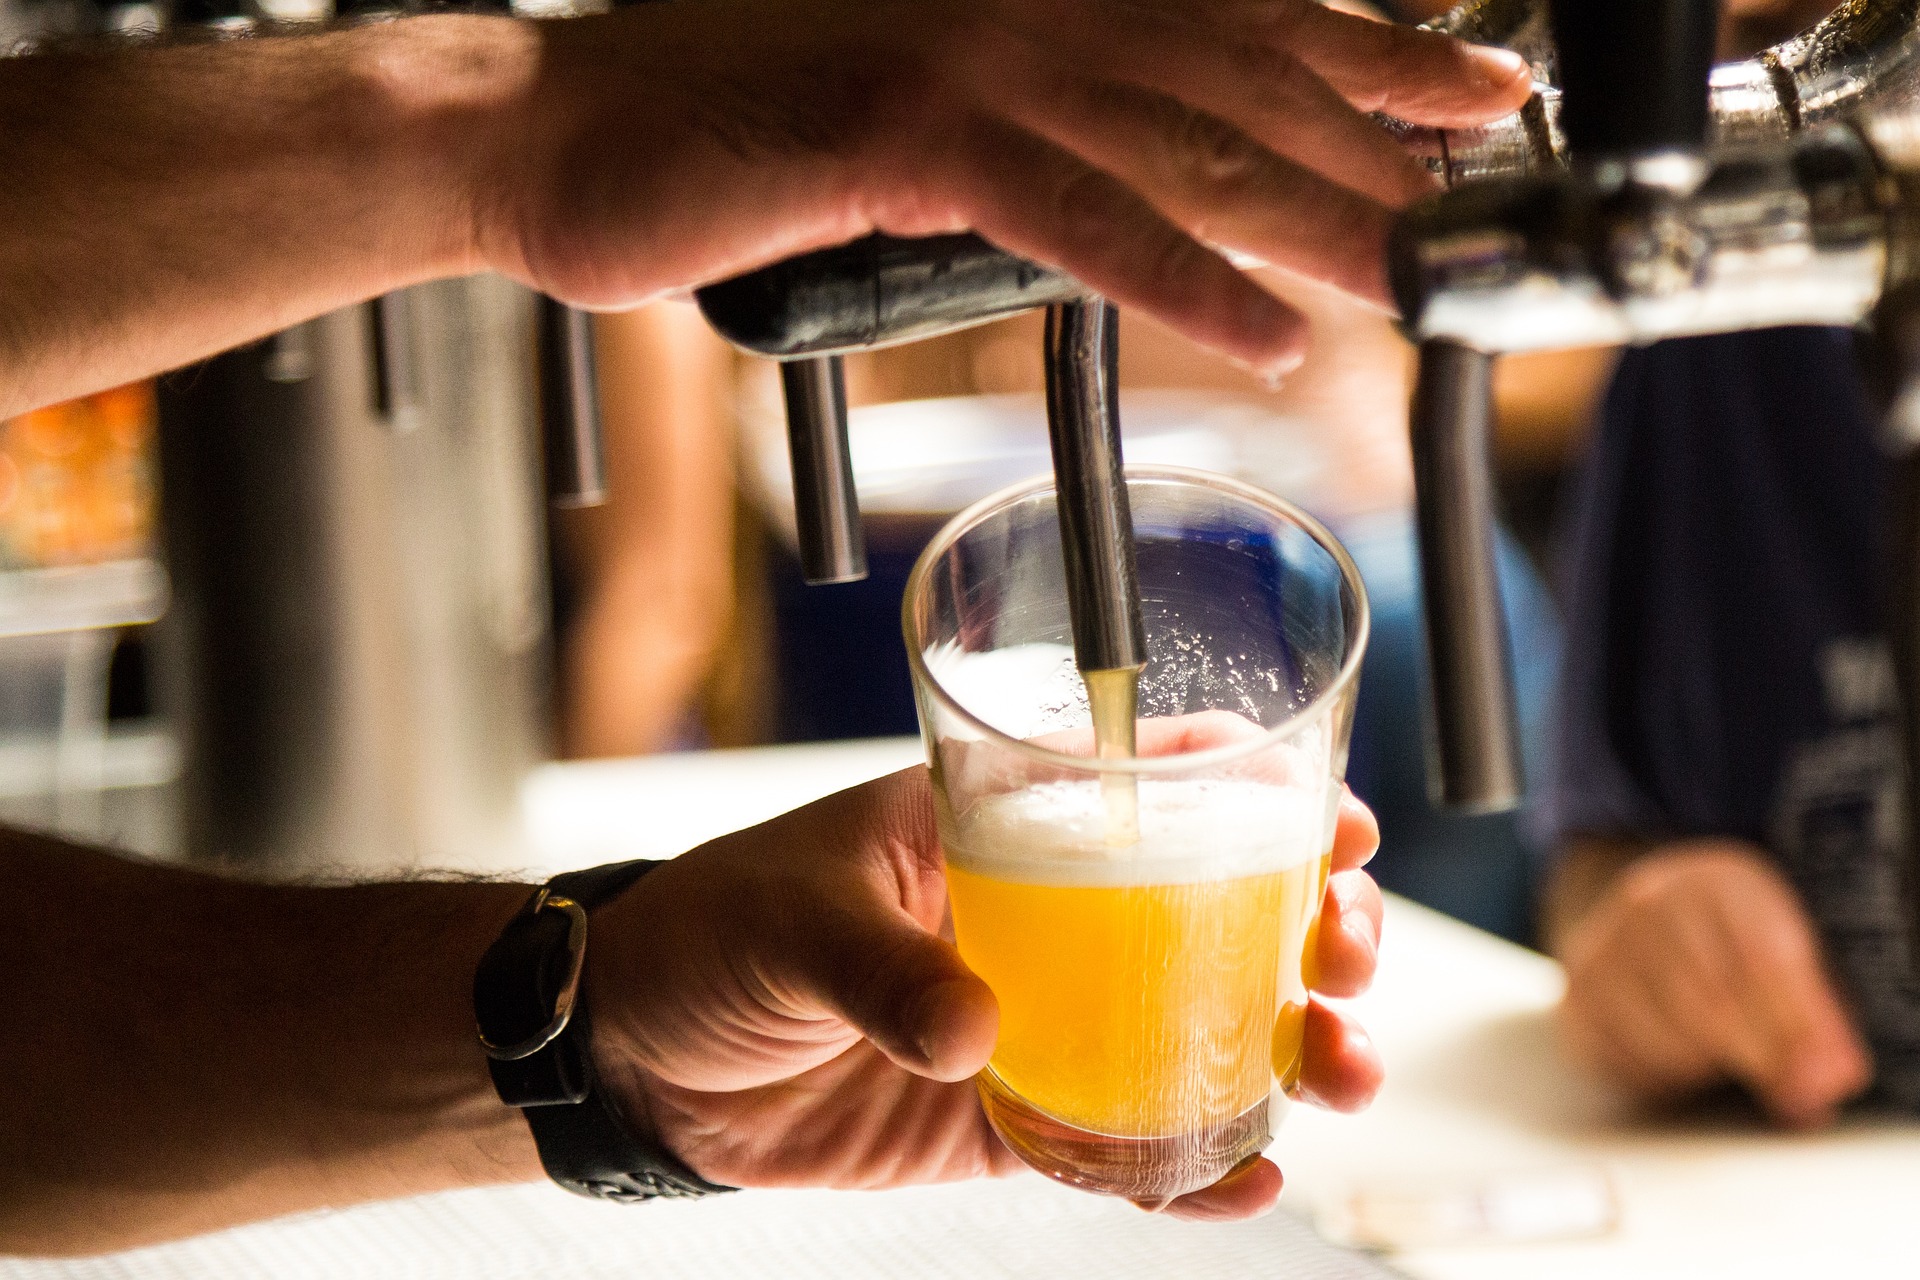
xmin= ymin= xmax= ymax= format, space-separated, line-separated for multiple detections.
xmin=1239 ymin=0 xmax=1312 ymax=49
xmin=1226 ymin=35 xmax=1291 ymax=87
xmin=1747 ymin=918 xmax=1817 ymax=973
xmin=1048 ymin=167 xmax=1131 ymax=247
xmin=1615 ymin=863 xmax=1676 ymax=914
xmin=1174 ymin=109 xmax=1267 ymax=194
xmin=1138 ymin=233 xmax=1211 ymax=309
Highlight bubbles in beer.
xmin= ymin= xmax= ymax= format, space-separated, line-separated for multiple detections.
xmin=943 ymin=776 xmax=1330 ymax=1196
xmin=947 ymin=776 xmax=1323 ymax=885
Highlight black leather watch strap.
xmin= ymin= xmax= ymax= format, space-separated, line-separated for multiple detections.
xmin=474 ymin=860 xmax=736 ymax=1202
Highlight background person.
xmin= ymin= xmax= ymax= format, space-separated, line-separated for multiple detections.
xmin=1537 ymin=0 xmax=1900 ymax=1131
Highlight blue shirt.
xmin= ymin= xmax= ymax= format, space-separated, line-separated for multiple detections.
xmin=1545 ymin=327 xmax=1920 ymax=1105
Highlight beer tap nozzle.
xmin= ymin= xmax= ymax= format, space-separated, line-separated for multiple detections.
xmin=537 ymin=296 xmax=608 ymax=509
xmin=1044 ymin=299 xmax=1146 ymax=680
xmin=1408 ymin=341 xmax=1523 ymax=810
xmin=781 ymin=355 xmax=866 ymax=585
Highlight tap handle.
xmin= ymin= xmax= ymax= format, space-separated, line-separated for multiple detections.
xmin=696 ymin=233 xmax=1082 ymax=358
xmin=781 ymin=355 xmax=867 ymax=584
xmin=1409 ymin=339 xmax=1524 ymax=811
xmin=1548 ymin=0 xmax=1718 ymax=157
xmin=364 ymin=292 xmax=422 ymax=432
xmin=538 ymin=296 xmax=608 ymax=508
xmin=1045 ymin=299 xmax=1146 ymax=675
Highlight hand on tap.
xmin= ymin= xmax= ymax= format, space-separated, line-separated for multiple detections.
xmin=0 ymin=2 xmax=1530 ymax=417
xmin=505 ymin=0 xmax=1533 ymax=379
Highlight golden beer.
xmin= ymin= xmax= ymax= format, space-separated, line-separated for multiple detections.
xmin=942 ymin=776 xmax=1331 ymax=1199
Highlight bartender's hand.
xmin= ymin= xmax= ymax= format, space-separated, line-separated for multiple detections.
xmin=509 ymin=0 xmax=1531 ymax=376
xmin=1 ymin=1 xmax=1531 ymax=416
xmin=585 ymin=760 xmax=1385 ymax=1221
xmin=1551 ymin=838 xmax=1872 ymax=1128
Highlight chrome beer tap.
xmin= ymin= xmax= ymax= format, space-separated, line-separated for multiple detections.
xmin=695 ymin=241 xmax=1142 ymax=694
xmin=1389 ymin=0 xmax=1920 ymax=961
xmin=689 ymin=0 xmax=1920 ymax=849
xmin=698 ymin=233 xmax=1082 ymax=584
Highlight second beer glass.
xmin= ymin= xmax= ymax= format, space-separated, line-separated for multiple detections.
xmin=903 ymin=467 xmax=1368 ymax=1201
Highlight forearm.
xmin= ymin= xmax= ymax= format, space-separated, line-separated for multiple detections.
xmin=0 ymin=16 xmax=533 ymax=418
xmin=0 ymin=827 xmax=540 ymax=1255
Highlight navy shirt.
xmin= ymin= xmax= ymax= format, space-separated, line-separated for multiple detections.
xmin=1544 ymin=327 xmax=1920 ymax=1105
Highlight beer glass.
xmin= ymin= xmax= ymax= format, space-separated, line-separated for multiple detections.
xmin=902 ymin=466 xmax=1368 ymax=1201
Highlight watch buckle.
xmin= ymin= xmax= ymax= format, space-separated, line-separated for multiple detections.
xmin=480 ymin=889 xmax=590 ymax=1061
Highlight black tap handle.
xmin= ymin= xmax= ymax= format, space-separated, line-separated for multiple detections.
xmin=1548 ymin=0 xmax=1719 ymax=157
xmin=695 ymin=233 xmax=1082 ymax=358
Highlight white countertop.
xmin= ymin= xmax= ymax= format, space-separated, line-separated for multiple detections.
xmin=11 ymin=738 xmax=1920 ymax=1277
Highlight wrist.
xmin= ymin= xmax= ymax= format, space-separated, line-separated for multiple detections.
xmin=285 ymin=877 xmax=546 ymax=1207
xmin=1544 ymin=834 xmax=1652 ymax=957
xmin=475 ymin=861 xmax=736 ymax=1200
xmin=345 ymin=14 xmax=544 ymax=287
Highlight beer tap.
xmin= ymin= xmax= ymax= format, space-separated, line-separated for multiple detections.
xmin=537 ymin=295 xmax=607 ymax=507
xmin=1395 ymin=0 xmax=1920 ymax=184
xmin=701 ymin=257 xmax=1143 ymax=683
xmin=697 ymin=232 xmax=1081 ymax=584
xmin=692 ymin=0 xmax=1920 ymax=835
xmin=1408 ymin=0 xmax=1723 ymax=812
xmin=1389 ymin=2 xmax=1920 ymax=963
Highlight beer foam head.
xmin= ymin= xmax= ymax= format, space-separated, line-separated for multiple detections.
xmin=946 ymin=778 xmax=1327 ymax=886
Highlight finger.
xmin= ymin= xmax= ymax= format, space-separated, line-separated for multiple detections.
xmin=789 ymin=896 xmax=1000 ymax=1082
xmin=1291 ymin=998 xmax=1383 ymax=1112
xmin=1000 ymin=77 xmax=1393 ymax=305
xmin=1312 ymin=869 xmax=1382 ymax=998
xmin=1706 ymin=890 xmax=1871 ymax=1124
xmin=1330 ymin=787 xmax=1379 ymax=872
xmin=1034 ymin=2 xmax=1437 ymax=207
xmin=1161 ymin=1154 xmax=1285 ymax=1221
xmin=907 ymin=117 xmax=1307 ymax=379
xmin=1767 ymin=991 xmax=1872 ymax=1128
xmin=1643 ymin=891 xmax=1783 ymax=1090
xmin=1563 ymin=950 xmax=1719 ymax=1092
xmin=1261 ymin=3 xmax=1535 ymax=127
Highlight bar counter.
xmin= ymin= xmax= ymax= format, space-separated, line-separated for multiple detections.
xmin=8 ymin=738 xmax=1919 ymax=1277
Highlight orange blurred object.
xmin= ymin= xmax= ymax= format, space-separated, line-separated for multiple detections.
xmin=0 ymin=383 xmax=157 ymax=569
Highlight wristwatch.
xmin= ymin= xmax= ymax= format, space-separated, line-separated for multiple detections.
xmin=472 ymin=859 xmax=737 ymax=1202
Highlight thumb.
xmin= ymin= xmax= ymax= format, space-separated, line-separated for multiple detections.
xmin=794 ymin=899 xmax=999 ymax=1082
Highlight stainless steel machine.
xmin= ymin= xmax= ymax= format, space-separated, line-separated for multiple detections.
xmin=147 ymin=0 xmax=608 ymax=874
xmin=693 ymin=0 xmax=1920 ymax=943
